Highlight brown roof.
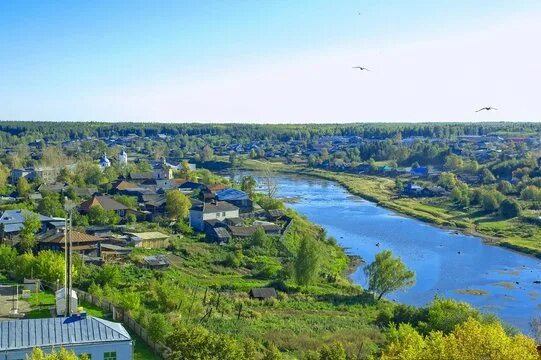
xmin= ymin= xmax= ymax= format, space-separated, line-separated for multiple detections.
xmin=40 ymin=230 xmax=105 ymax=244
xmin=79 ymin=196 xmax=130 ymax=212
xmin=114 ymin=180 xmax=137 ymax=190
xmin=227 ymin=225 xmax=257 ymax=237
xmin=208 ymin=184 xmax=229 ymax=192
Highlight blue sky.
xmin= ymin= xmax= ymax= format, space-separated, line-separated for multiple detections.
xmin=1 ymin=1 xmax=540 ymax=123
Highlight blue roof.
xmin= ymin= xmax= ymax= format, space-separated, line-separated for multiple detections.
xmin=0 ymin=210 xmax=61 ymax=233
xmin=216 ymin=188 xmax=248 ymax=201
xmin=0 ymin=316 xmax=131 ymax=351
xmin=411 ymin=167 xmax=429 ymax=174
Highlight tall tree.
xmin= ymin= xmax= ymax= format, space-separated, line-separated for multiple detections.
xmin=16 ymin=177 xmax=31 ymax=198
xmin=294 ymin=237 xmax=320 ymax=286
xmin=20 ymin=212 xmax=42 ymax=252
xmin=364 ymin=250 xmax=415 ymax=301
xmin=240 ymin=176 xmax=256 ymax=197
xmin=165 ymin=190 xmax=191 ymax=220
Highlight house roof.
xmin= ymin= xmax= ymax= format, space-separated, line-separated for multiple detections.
xmin=227 ymin=225 xmax=257 ymax=237
xmin=216 ymin=188 xmax=249 ymax=201
xmin=213 ymin=227 xmax=231 ymax=239
xmin=79 ymin=196 xmax=130 ymax=212
xmin=125 ymin=231 xmax=169 ymax=240
xmin=0 ymin=316 xmax=131 ymax=351
xmin=207 ymin=184 xmax=229 ymax=192
xmin=179 ymin=181 xmax=208 ymax=191
xmin=249 ymin=288 xmax=277 ymax=299
xmin=0 ymin=210 xmax=60 ymax=234
xmin=191 ymin=201 xmax=239 ymax=214
xmin=143 ymin=255 xmax=170 ymax=267
xmin=114 ymin=180 xmax=137 ymax=190
xmin=40 ymin=230 xmax=104 ymax=244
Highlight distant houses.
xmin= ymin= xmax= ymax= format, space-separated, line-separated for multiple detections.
xmin=10 ymin=166 xmax=60 ymax=184
xmin=0 ymin=316 xmax=133 ymax=359
xmin=0 ymin=209 xmax=64 ymax=245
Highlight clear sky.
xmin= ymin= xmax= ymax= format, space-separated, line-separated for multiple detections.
xmin=1 ymin=1 xmax=540 ymax=123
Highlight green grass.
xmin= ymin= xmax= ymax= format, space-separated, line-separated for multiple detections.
xmin=130 ymin=331 xmax=162 ymax=360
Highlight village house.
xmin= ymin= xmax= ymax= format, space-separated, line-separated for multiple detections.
xmin=78 ymin=195 xmax=135 ymax=220
xmin=249 ymin=287 xmax=277 ymax=300
xmin=189 ymin=201 xmax=240 ymax=231
xmin=0 ymin=316 xmax=133 ymax=359
xmin=0 ymin=210 xmax=63 ymax=245
xmin=125 ymin=231 xmax=170 ymax=248
xmin=10 ymin=166 xmax=60 ymax=184
xmin=38 ymin=230 xmax=107 ymax=255
xmin=215 ymin=188 xmax=253 ymax=212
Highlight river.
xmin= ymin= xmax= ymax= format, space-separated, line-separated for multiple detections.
xmin=235 ymin=171 xmax=541 ymax=333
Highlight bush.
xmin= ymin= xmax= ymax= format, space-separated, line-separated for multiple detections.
xmin=499 ymin=198 xmax=522 ymax=219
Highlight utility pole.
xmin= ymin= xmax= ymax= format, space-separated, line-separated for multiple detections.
xmin=67 ymin=210 xmax=73 ymax=316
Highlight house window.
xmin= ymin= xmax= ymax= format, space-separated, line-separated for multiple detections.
xmin=104 ymin=352 xmax=116 ymax=360
xmin=222 ymin=212 xmax=226 ymax=216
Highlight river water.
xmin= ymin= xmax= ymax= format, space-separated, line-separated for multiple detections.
xmin=237 ymin=172 xmax=541 ymax=333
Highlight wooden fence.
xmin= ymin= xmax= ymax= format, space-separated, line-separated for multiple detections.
xmin=74 ymin=289 xmax=172 ymax=359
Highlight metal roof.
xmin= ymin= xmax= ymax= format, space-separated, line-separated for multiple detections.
xmin=0 ymin=316 xmax=131 ymax=351
xmin=216 ymin=188 xmax=248 ymax=201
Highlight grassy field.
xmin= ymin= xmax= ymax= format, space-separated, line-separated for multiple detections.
xmin=241 ymin=159 xmax=541 ymax=258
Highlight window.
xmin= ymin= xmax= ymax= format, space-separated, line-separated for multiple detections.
xmin=104 ymin=352 xmax=116 ymax=360
xmin=222 ymin=211 xmax=226 ymax=216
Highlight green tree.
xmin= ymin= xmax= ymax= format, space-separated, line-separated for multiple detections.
xmin=499 ymin=198 xmax=521 ymax=219
xmin=87 ymin=206 xmax=118 ymax=225
xmin=16 ymin=177 xmax=31 ymax=198
xmin=497 ymin=180 xmax=515 ymax=195
xmin=262 ymin=344 xmax=282 ymax=360
xmin=20 ymin=212 xmax=41 ymax=252
xmin=249 ymin=227 xmax=271 ymax=249
xmin=147 ymin=312 xmax=172 ymax=343
xmin=318 ymin=342 xmax=346 ymax=360
xmin=167 ymin=324 xmax=246 ymax=360
xmin=229 ymin=152 xmax=238 ymax=167
xmin=480 ymin=189 xmax=504 ymax=212
xmin=450 ymin=182 xmax=470 ymax=207
xmin=34 ymin=250 xmax=67 ymax=283
xmin=165 ymin=190 xmax=191 ymax=220
xmin=0 ymin=163 xmax=9 ymax=191
xmin=364 ymin=250 xmax=415 ymax=301
xmin=444 ymin=155 xmax=464 ymax=171
xmin=28 ymin=347 xmax=87 ymax=360
xmin=201 ymin=145 xmax=214 ymax=162
xmin=381 ymin=318 xmax=538 ymax=360
xmin=0 ymin=244 xmax=17 ymax=271
xmin=438 ymin=172 xmax=458 ymax=190
xmin=38 ymin=192 xmax=65 ymax=217
xmin=241 ymin=176 xmax=257 ymax=197
xmin=294 ymin=237 xmax=320 ymax=286
xmin=521 ymin=185 xmax=541 ymax=201
xmin=481 ymin=168 xmax=496 ymax=184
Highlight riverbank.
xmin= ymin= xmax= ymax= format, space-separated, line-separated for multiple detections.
xmin=240 ymin=160 xmax=541 ymax=258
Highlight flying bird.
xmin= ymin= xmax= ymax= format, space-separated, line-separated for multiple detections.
xmin=352 ymin=66 xmax=370 ymax=71
xmin=476 ymin=107 xmax=498 ymax=112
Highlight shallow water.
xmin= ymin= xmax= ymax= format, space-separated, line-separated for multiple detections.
xmin=239 ymin=172 xmax=541 ymax=333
